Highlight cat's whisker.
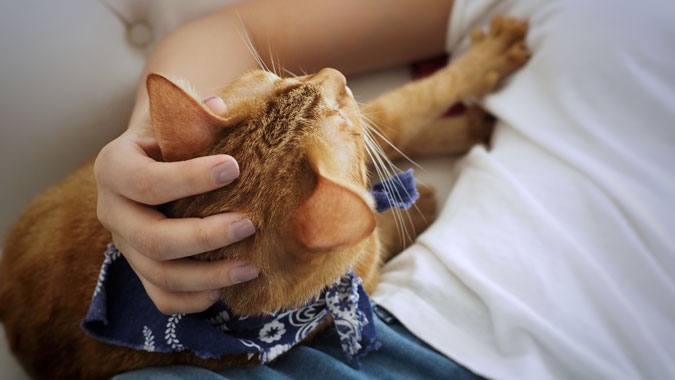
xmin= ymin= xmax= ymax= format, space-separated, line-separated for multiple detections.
xmin=355 ymin=102 xmax=385 ymax=116
xmin=236 ymin=15 xmax=271 ymax=72
xmin=362 ymin=131 xmax=399 ymax=236
xmin=236 ymin=23 xmax=258 ymax=68
xmin=361 ymin=117 xmax=409 ymax=180
xmin=355 ymin=101 xmax=378 ymax=109
xmin=362 ymin=118 xmax=426 ymax=247
xmin=363 ymin=128 xmax=414 ymax=245
xmin=379 ymin=159 xmax=421 ymax=245
xmin=362 ymin=123 xmax=397 ymax=194
xmin=281 ymin=66 xmax=298 ymax=78
xmin=372 ymin=137 xmax=425 ymax=245
xmin=267 ymin=42 xmax=275 ymax=75
xmin=266 ymin=40 xmax=280 ymax=77
xmin=363 ymin=136 xmax=408 ymax=245
xmin=274 ymin=56 xmax=285 ymax=78
xmin=361 ymin=106 xmax=434 ymax=247
xmin=361 ymin=115 xmax=424 ymax=172
xmin=363 ymin=120 xmax=432 ymax=231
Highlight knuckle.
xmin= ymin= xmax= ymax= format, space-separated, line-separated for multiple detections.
xmin=133 ymin=170 xmax=161 ymax=205
xmin=193 ymin=222 xmax=214 ymax=252
xmin=181 ymin=160 xmax=210 ymax=194
xmin=204 ymin=269 xmax=227 ymax=290
xmin=95 ymin=199 xmax=110 ymax=227
xmin=93 ymin=144 xmax=113 ymax=185
xmin=136 ymin=230 xmax=165 ymax=260
xmin=152 ymin=297 xmax=176 ymax=316
xmin=112 ymin=236 xmax=127 ymax=256
xmin=146 ymin=266 xmax=171 ymax=291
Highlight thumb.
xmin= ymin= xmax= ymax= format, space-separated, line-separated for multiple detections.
xmin=202 ymin=96 xmax=227 ymax=116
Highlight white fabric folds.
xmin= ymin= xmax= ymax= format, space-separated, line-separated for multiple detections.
xmin=373 ymin=0 xmax=675 ymax=379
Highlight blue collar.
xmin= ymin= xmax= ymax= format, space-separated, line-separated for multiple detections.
xmin=81 ymin=170 xmax=417 ymax=368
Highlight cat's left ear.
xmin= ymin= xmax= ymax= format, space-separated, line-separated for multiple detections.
xmin=147 ymin=74 xmax=234 ymax=162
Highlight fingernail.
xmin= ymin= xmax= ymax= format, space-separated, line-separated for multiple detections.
xmin=202 ymin=96 xmax=227 ymax=115
xmin=229 ymin=218 xmax=256 ymax=241
xmin=230 ymin=265 xmax=259 ymax=284
xmin=211 ymin=159 xmax=239 ymax=185
xmin=209 ymin=290 xmax=221 ymax=302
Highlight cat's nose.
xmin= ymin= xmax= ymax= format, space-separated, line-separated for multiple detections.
xmin=311 ymin=68 xmax=347 ymax=92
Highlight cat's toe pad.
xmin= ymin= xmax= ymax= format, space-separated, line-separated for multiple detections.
xmin=460 ymin=16 xmax=530 ymax=95
xmin=488 ymin=15 xmax=527 ymax=43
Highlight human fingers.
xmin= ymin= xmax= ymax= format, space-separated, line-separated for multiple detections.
xmin=97 ymin=191 xmax=255 ymax=260
xmin=95 ymin=137 xmax=239 ymax=206
xmin=202 ymin=95 xmax=227 ymax=115
xmin=93 ymin=94 xmax=234 ymax=206
xmin=140 ymin=278 xmax=216 ymax=315
xmin=113 ymin=236 xmax=259 ymax=294
xmin=133 ymin=268 xmax=220 ymax=315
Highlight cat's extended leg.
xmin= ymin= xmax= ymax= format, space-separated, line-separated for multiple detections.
xmin=376 ymin=183 xmax=436 ymax=261
xmin=361 ymin=16 xmax=528 ymax=160
xmin=379 ymin=105 xmax=495 ymax=161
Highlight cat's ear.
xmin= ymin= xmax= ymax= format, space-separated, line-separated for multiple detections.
xmin=292 ymin=176 xmax=376 ymax=252
xmin=147 ymin=73 xmax=231 ymax=162
xmin=292 ymin=144 xmax=376 ymax=252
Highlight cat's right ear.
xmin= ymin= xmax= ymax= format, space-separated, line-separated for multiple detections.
xmin=291 ymin=143 xmax=376 ymax=253
xmin=292 ymin=175 xmax=376 ymax=253
xmin=147 ymin=73 xmax=232 ymax=162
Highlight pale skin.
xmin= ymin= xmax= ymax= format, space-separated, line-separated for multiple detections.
xmin=93 ymin=0 xmax=453 ymax=314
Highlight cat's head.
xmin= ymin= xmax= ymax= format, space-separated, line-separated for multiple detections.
xmin=147 ymin=69 xmax=378 ymax=316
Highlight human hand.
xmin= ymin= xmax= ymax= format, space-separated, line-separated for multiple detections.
xmin=94 ymin=96 xmax=258 ymax=315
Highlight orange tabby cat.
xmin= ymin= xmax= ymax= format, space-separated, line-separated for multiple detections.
xmin=0 ymin=16 xmax=528 ymax=379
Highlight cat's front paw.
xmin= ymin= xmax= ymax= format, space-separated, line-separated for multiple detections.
xmin=457 ymin=16 xmax=530 ymax=96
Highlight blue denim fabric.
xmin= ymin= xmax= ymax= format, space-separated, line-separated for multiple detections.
xmin=114 ymin=307 xmax=483 ymax=380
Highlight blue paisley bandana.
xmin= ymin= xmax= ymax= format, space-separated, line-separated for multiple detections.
xmin=81 ymin=171 xmax=417 ymax=368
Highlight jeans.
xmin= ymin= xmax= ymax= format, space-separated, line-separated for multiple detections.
xmin=114 ymin=306 xmax=483 ymax=380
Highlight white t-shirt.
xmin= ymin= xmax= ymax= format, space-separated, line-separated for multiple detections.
xmin=372 ymin=0 xmax=675 ymax=379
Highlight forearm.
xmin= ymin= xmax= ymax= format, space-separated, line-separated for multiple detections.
xmin=237 ymin=0 xmax=452 ymax=75
xmin=128 ymin=10 xmax=258 ymax=130
xmin=128 ymin=0 xmax=453 ymax=130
